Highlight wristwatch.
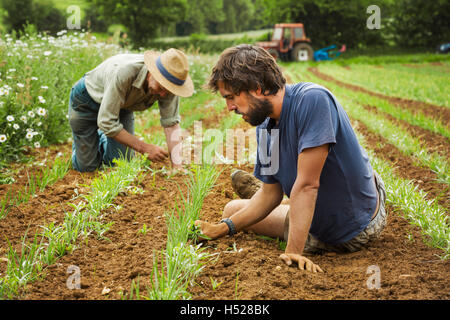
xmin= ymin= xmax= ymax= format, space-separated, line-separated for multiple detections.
xmin=220 ymin=218 xmax=237 ymax=236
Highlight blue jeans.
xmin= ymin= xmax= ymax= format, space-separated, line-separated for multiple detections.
xmin=68 ymin=76 xmax=134 ymax=172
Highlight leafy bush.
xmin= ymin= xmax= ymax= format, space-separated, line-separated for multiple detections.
xmin=145 ymin=35 xmax=261 ymax=54
xmin=0 ymin=0 xmax=66 ymax=34
xmin=0 ymin=29 xmax=122 ymax=165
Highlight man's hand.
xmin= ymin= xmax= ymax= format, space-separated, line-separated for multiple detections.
xmin=141 ymin=143 xmax=169 ymax=161
xmin=279 ymin=253 xmax=324 ymax=273
xmin=194 ymin=220 xmax=228 ymax=241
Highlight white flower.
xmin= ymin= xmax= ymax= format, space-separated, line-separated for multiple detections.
xmin=34 ymin=142 xmax=40 ymax=148
xmin=25 ymin=132 xmax=33 ymax=140
xmin=27 ymin=54 xmax=33 ymax=59
xmin=0 ymin=134 xmax=6 ymax=143
xmin=37 ymin=121 xmax=42 ymax=126
xmin=8 ymin=68 xmax=16 ymax=73
xmin=41 ymin=86 xmax=48 ymax=90
xmin=28 ymin=111 xmax=35 ymax=118
xmin=38 ymin=96 xmax=46 ymax=103
xmin=6 ymin=115 xmax=14 ymax=122
xmin=13 ymin=123 xmax=19 ymax=130
xmin=17 ymin=83 xmax=24 ymax=88
xmin=0 ymin=88 xmax=9 ymax=96
xmin=43 ymin=51 xmax=52 ymax=56
xmin=31 ymin=77 xmax=38 ymax=81
xmin=20 ymin=116 xmax=27 ymax=123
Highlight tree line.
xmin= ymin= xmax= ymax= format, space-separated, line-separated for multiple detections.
xmin=1 ymin=0 xmax=449 ymax=50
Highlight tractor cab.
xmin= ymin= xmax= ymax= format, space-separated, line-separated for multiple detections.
xmin=256 ymin=23 xmax=314 ymax=61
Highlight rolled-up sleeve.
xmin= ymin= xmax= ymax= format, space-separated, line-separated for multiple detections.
xmin=158 ymin=95 xmax=181 ymax=127
xmin=97 ymin=69 xmax=132 ymax=137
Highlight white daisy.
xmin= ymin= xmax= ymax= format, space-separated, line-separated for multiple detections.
xmin=43 ymin=51 xmax=52 ymax=56
xmin=20 ymin=116 xmax=27 ymax=123
xmin=25 ymin=132 xmax=33 ymax=140
xmin=38 ymin=96 xmax=46 ymax=103
xmin=13 ymin=123 xmax=19 ymax=130
xmin=6 ymin=115 xmax=14 ymax=122
xmin=41 ymin=86 xmax=48 ymax=90
xmin=28 ymin=111 xmax=35 ymax=118
xmin=31 ymin=77 xmax=38 ymax=81
xmin=0 ymin=134 xmax=6 ymax=143
xmin=34 ymin=142 xmax=41 ymax=148
xmin=17 ymin=83 xmax=24 ymax=88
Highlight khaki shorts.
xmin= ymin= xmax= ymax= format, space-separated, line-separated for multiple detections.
xmin=284 ymin=172 xmax=387 ymax=254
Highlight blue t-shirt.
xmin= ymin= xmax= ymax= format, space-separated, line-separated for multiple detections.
xmin=254 ymin=83 xmax=378 ymax=245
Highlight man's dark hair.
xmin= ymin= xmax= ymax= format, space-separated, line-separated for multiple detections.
xmin=208 ymin=44 xmax=286 ymax=96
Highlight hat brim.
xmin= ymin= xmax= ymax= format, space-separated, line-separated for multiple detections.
xmin=144 ymin=50 xmax=194 ymax=98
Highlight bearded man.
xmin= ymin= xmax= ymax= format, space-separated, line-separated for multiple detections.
xmin=195 ymin=44 xmax=387 ymax=272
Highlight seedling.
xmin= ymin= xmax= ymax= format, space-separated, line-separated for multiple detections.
xmin=137 ymin=223 xmax=152 ymax=236
xmin=188 ymin=223 xmax=211 ymax=243
xmin=210 ymin=277 xmax=223 ymax=291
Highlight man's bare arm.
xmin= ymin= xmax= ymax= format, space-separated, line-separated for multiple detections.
xmin=279 ymin=144 xmax=329 ymax=272
xmin=113 ymin=128 xmax=168 ymax=161
xmin=196 ymin=182 xmax=284 ymax=239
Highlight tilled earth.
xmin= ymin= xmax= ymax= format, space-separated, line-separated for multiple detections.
xmin=1 ymin=69 xmax=449 ymax=300
xmin=0 ymin=160 xmax=447 ymax=300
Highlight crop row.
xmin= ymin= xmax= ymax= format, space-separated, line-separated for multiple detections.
xmin=0 ymin=155 xmax=146 ymax=298
xmin=317 ymin=62 xmax=449 ymax=108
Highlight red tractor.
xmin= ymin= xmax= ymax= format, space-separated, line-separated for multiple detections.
xmin=256 ymin=23 xmax=314 ymax=62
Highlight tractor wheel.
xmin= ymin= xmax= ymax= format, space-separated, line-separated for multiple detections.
xmin=267 ymin=48 xmax=280 ymax=61
xmin=291 ymin=43 xmax=314 ymax=62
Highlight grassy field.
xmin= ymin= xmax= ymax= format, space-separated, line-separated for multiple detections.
xmin=0 ymin=30 xmax=449 ymax=301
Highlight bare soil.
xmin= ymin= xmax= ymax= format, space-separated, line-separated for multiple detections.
xmin=5 ymin=161 xmax=446 ymax=300
xmin=1 ymin=68 xmax=449 ymax=300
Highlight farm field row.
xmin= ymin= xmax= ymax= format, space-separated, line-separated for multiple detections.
xmin=317 ymin=60 xmax=450 ymax=108
xmin=0 ymin=32 xmax=448 ymax=300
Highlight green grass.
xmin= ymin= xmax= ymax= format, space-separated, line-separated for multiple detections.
xmin=317 ymin=62 xmax=450 ymax=107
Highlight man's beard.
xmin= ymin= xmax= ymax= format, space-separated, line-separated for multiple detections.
xmin=240 ymin=94 xmax=274 ymax=126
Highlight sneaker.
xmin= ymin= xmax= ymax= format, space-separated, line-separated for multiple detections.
xmin=230 ymin=169 xmax=262 ymax=199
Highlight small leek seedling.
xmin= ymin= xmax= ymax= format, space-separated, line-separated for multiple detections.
xmin=210 ymin=277 xmax=223 ymax=291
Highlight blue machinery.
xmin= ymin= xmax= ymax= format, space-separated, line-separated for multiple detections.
xmin=314 ymin=44 xmax=346 ymax=61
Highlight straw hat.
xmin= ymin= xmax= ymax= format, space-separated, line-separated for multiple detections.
xmin=144 ymin=48 xmax=194 ymax=98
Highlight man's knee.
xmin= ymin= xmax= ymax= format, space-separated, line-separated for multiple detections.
xmin=222 ymin=199 xmax=247 ymax=219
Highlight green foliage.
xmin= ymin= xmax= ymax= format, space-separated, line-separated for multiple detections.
xmin=146 ymin=34 xmax=260 ymax=54
xmin=88 ymin=0 xmax=188 ymax=47
xmin=261 ymin=0 xmax=390 ymax=48
xmin=0 ymin=0 xmax=33 ymax=33
xmin=175 ymin=0 xmax=225 ymax=36
xmin=390 ymin=0 xmax=450 ymax=48
xmin=0 ymin=29 xmax=122 ymax=165
xmin=0 ymin=0 xmax=66 ymax=34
